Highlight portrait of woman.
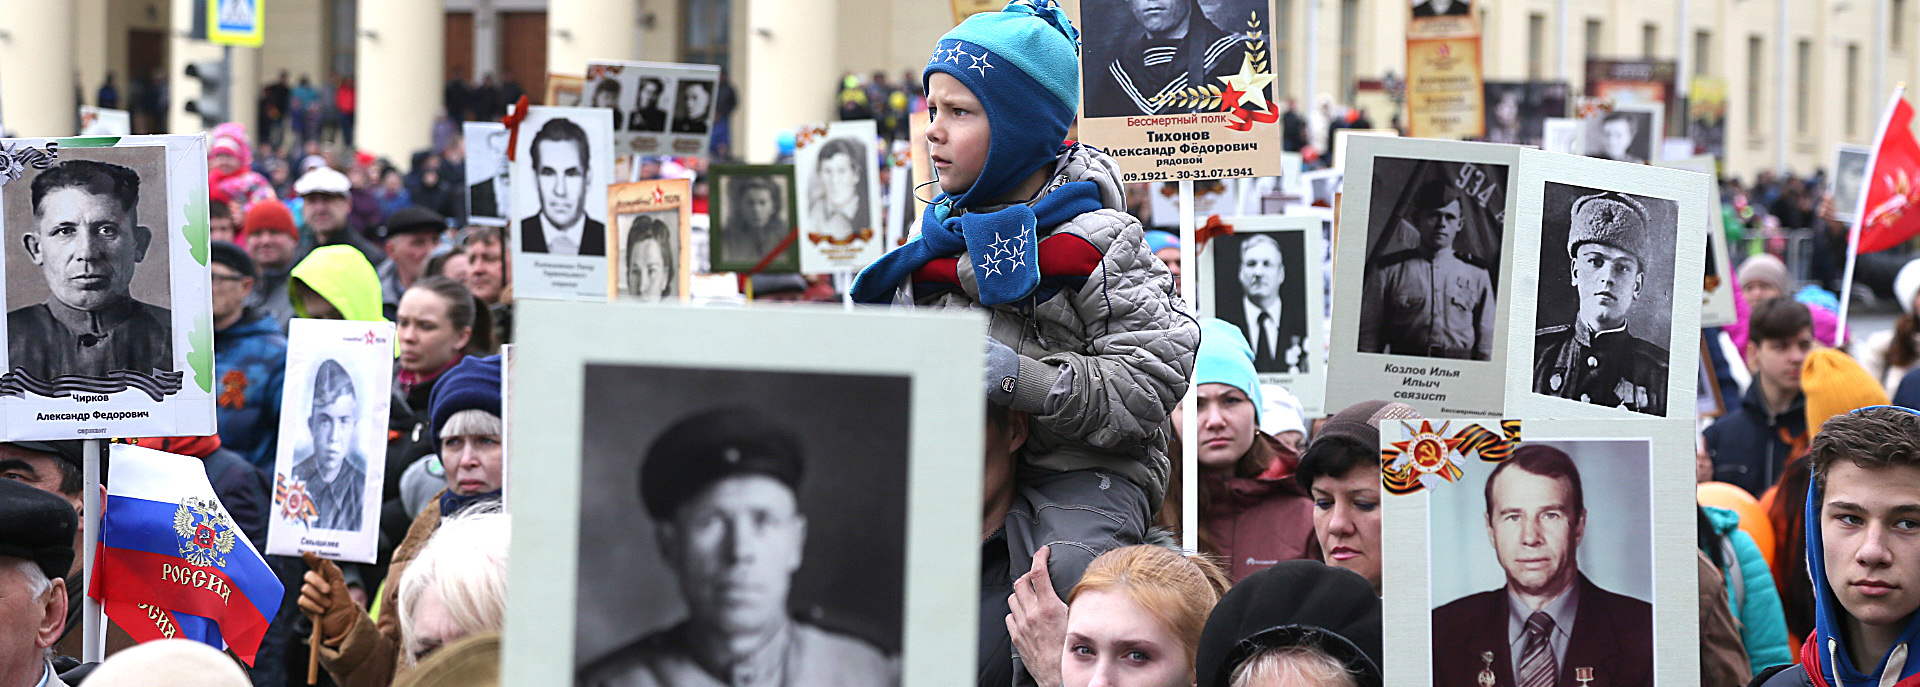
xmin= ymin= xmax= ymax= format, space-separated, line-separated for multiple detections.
xmin=623 ymin=214 xmax=676 ymax=301
xmin=806 ymin=137 xmax=870 ymax=242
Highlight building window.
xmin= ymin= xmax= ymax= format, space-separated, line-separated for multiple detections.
xmin=1796 ymin=39 xmax=1811 ymax=134
xmin=1642 ymin=23 xmax=1657 ymax=59
xmin=681 ymin=0 xmax=731 ymax=71
xmin=1847 ymin=43 xmax=1860 ymax=135
xmin=1695 ymin=31 xmax=1711 ymax=75
xmin=1529 ymin=13 xmax=1547 ymax=79
xmin=1339 ymin=0 xmax=1358 ymax=104
xmin=1896 ymin=0 xmax=1908 ymax=52
xmin=1586 ymin=19 xmax=1603 ymax=58
xmin=1748 ymin=36 xmax=1764 ymax=136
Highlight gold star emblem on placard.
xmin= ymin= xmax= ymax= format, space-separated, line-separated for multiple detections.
xmin=1219 ymin=54 xmax=1274 ymax=111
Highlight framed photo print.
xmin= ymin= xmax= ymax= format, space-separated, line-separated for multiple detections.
xmin=1196 ymin=215 xmax=1328 ymax=415
xmin=607 ymin=178 xmax=691 ymax=302
xmin=0 ymin=135 xmax=215 ymax=440
xmin=709 ymin=164 xmax=798 ymax=274
xmin=586 ymin=60 xmax=722 ymax=158
xmin=509 ymin=106 xmax=616 ymax=301
xmin=502 ymin=301 xmax=984 ymax=687
xmin=265 ymin=319 xmax=395 ymax=563
xmin=796 ymin=120 xmax=885 ymax=274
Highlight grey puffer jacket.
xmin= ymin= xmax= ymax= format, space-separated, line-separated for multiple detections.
xmin=893 ymin=144 xmax=1198 ymax=503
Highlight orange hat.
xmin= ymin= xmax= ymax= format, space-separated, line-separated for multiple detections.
xmin=1803 ymin=348 xmax=1889 ymax=438
xmin=241 ymin=198 xmax=298 ymax=240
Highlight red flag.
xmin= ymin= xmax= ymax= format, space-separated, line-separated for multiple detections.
xmin=1855 ymin=93 xmax=1920 ymax=254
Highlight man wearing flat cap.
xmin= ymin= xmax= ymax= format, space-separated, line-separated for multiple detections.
xmin=0 ymin=478 xmax=79 ymax=687
xmin=376 ymin=206 xmax=449 ymax=308
xmin=579 ymin=407 xmax=893 ymax=687
xmin=1533 ymin=192 xmax=1669 ymax=416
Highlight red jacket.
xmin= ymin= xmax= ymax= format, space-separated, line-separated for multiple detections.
xmin=1201 ymin=440 xmax=1321 ymax=583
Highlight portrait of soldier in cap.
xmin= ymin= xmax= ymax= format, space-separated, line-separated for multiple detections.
xmin=1532 ymin=189 xmax=1673 ymax=416
xmin=1081 ymin=0 xmax=1256 ymax=118
xmin=1358 ymin=174 xmax=1497 ymax=361
xmin=7 ymin=155 xmax=173 ymax=385
xmin=579 ymin=406 xmax=895 ymax=687
xmin=289 ymin=358 xmax=368 ymax=531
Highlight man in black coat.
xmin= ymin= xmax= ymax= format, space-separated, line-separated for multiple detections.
xmin=518 ymin=117 xmax=605 ymax=257
xmin=1432 ymin=445 xmax=1653 ymax=687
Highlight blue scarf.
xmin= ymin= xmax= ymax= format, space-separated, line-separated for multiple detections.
xmin=851 ymin=180 xmax=1102 ymax=305
xmin=439 ymin=488 xmax=502 ymax=518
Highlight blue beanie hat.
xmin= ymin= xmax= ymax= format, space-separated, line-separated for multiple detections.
xmin=1196 ymin=318 xmax=1263 ymax=422
xmin=925 ymin=0 xmax=1080 ymax=210
xmin=429 ymin=354 xmax=502 ymax=446
xmin=1145 ymin=230 xmax=1180 ymax=254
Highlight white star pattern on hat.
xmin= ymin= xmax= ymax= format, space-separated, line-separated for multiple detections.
xmin=947 ymin=47 xmax=970 ymax=64
xmin=968 ymin=52 xmax=995 ymax=77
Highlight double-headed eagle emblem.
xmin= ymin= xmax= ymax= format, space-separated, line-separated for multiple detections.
xmin=172 ymin=496 xmax=237 ymax=568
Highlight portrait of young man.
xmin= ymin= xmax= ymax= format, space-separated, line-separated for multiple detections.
xmin=629 ymin=77 xmax=670 ymax=134
xmin=1533 ymin=189 xmax=1672 ymax=416
xmin=670 ymin=80 xmax=714 ymax=135
xmin=1082 ymin=0 xmax=1254 ymax=118
xmin=519 ymin=117 xmax=607 ymax=257
xmin=7 ymin=157 xmax=173 ymax=384
xmin=1357 ymin=175 xmax=1496 ymax=361
xmin=1587 ymin=111 xmax=1649 ymax=164
xmin=1431 ymin=445 xmax=1654 ymax=687
xmin=288 ymin=358 xmax=367 ymax=532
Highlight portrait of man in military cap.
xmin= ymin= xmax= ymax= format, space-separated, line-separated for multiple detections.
xmin=4 ymin=147 xmax=174 ymax=389
xmin=574 ymin=365 xmax=908 ymax=687
xmin=1532 ymin=184 xmax=1678 ymax=416
xmin=1357 ymin=159 xmax=1506 ymax=362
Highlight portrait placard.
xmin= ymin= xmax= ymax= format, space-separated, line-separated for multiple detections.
xmin=710 ymin=165 xmax=798 ymax=273
xmin=1076 ymin=0 xmax=1283 ymax=181
xmin=501 ymin=302 xmax=983 ymax=687
xmin=1506 ymin=149 xmax=1707 ymax=419
xmin=584 ymin=60 xmax=723 ymax=158
xmin=1328 ymin=136 xmax=1522 ymax=418
xmin=1656 ymin=155 xmax=1738 ymax=328
xmin=265 ymin=319 xmax=394 ymax=564
xmin=1405 ymin=36 xmax=1486 ymax=140
xmin=607 ymin=178 xmax=691 ymax=302
xmin=546 ymin=74 xmax=585 ymax=108
xmin=1580 ymin=102 xmax=1663 ymax=165
xmin=1483 ymin=81 xmax=1570 ymax=147
xmin=0 ymin=135 xmax=215 ymax=441
xmin=78 ymin=107 xmax=132 ymax=137
xmin=795 ymin=120 xmax=885 ymax=274
xmin=510 ymin=106 xmax=615 ymax=301
xmin=1832 ymin=144 xmax=1871 ymax=223
xmin=1334 ymin=128 xmax=1398 ymax=172
xmin=1406 ymin=0 xmax=1476 ymax=39
xmin=464 ymin=122 xmax=510 ymax=227
xmin=1197 ymin=215 xmax=1328 ymax=415
xmin=1380 ymin=418 xmax=1696 ymax=687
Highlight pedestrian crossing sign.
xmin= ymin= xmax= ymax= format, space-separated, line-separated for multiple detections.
xmin=208 ymin=0 xmax=263 ymax=47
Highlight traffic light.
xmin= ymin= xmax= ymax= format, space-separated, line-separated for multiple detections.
xmin=184 ymin=58 xmax=228 ymax=127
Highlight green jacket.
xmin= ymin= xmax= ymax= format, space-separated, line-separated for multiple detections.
xmin=290 ymin=245 xmax=387 ymax=323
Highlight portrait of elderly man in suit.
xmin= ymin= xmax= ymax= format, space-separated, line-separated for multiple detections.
xmin=1432 ymin=445 xmax=1653 ymax=687
xmin=9 ymin=158 xmax=172 ymax=382
xmin=519 ymin=117 xmax=606 ymax=257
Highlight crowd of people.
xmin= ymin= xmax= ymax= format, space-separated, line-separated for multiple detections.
xmin=7 ymin=2 xmax=1920 ymax=687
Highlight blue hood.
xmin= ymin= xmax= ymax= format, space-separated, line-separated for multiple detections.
xmin=1805 ymin=460 xmax=1920 ymax=687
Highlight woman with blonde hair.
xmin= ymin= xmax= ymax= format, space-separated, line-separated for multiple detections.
xmin=1010 ymin=544 xmax=1230 ymax=687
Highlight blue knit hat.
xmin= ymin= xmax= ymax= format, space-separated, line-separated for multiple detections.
xmin=925 ymin=0 xmax=1081 ymax=210
xmin=1196 ymin=318 xmax=1263 ymax=422
xmin=429 ymin=355 xmax=502 ymax=447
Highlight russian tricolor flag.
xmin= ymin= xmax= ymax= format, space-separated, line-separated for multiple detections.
xmin=88 ymin=444 xmax=283 ymax=665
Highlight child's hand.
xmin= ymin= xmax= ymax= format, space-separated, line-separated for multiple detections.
xmin=1007 ymin=545 xmax=1069 ymax=685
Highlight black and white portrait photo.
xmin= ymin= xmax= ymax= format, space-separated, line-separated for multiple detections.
xmin=289 ymin=358 xmax=367 ymax=531
xmin=1428 ymin=440 xmax=1654 ymax=687
xmin=1483 ymin=82 xmax=1569 ymax=147
xmin=670 ymin=79 xmax=715 ymax=135
xmin=1080 ymin=0 xmax=1264 ymax=118
xmin=1211 ymin=232 xmax=1310 ymax=373
xmin=590 ymin=78 xmax=626 ymax=132
xmin=617 ymin=210 xmax=678 ymax=302
xmin=712 ymin=166 xmax=797 ymax=273
xmin=630 ymin=77 xmax=670 ymax=134
xmin=573 ymin=365 xmax=906 ymax=687
xmin=1356 ymin=157 xmax=1506 ymax=361
xmin=1531 ymin=183 xmax=1678 ymax=416
xmin=519 ymin=116 xmax=607 ymax=257
xmin=1584 ymin=110 xmax=1655 ymax=164
xmin=1411 ymin=0 xmax=1472 ymax=16
xmin=4 ymin=148 xmax=173 ymax=386
xmin=799 ymin=135 xmax=875 ymax=246
xmin=1833 ymin=145 xmax=1871 ymax=222
xmin=464 ymin=122 xmax=510 ymax=226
